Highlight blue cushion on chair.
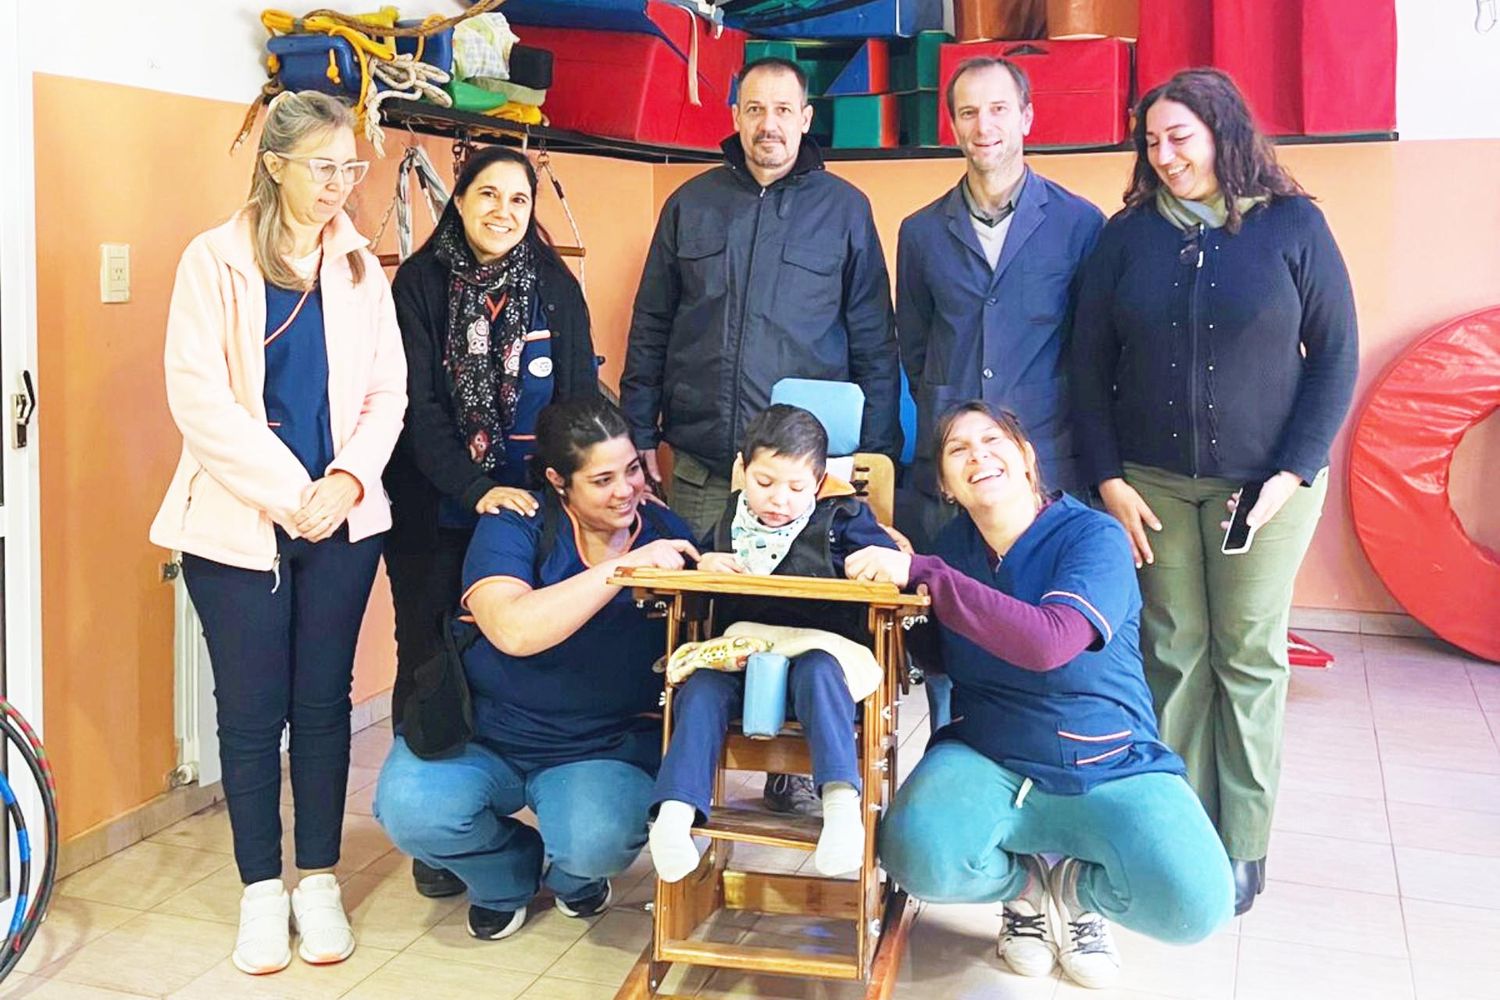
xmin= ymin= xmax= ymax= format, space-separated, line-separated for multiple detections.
xmin=770 ymin=379 xmax=864 ymax=457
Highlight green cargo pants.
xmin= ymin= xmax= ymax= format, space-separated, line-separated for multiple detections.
xmin=667 ymin=449 xmax=734 ymax=538
xmin=1124 ymin=462 xmax=1328 ymax=861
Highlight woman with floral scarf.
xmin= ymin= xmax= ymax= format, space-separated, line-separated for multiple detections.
xmin=383 ymin=146 xmax=598 ymax=899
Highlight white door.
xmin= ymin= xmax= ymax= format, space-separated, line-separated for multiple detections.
xmin=0 ymin=0 xmax=46 ymax=899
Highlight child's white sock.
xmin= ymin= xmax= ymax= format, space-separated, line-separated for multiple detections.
xmin=813 ymin=782 xmax=864 ymax=876
xmin=649 ymin=800 xmax=702 ymax=883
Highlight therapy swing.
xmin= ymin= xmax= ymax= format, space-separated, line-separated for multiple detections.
xmin=369 ymin=130 xmax=587 ymax=280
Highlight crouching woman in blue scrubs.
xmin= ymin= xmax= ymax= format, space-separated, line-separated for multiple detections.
xmin=846 ymin=402 xmax=1232 ymax=991
xmin=374 ymin=397 xmax=698 ymax=941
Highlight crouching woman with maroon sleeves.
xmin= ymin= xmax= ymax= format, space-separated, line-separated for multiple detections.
xmin=846 ymin=401 xmax=1233 ymax=991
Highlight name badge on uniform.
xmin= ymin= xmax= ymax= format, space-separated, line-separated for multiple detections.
xmin=466 ymin=317 xmax=489 ymax=355
xmin=528 ymin=356 xmax=554 ymax=378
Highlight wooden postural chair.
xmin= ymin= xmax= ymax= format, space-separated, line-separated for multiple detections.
xmin=610 ymin=455 xmax=927 ymax=999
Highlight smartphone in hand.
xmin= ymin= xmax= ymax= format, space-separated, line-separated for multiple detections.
xmin=1221 ymin=479 xmax=1264 ymax=556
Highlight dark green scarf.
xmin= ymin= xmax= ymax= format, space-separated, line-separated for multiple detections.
xmin=1155 ymin=188 xmax=1266 ymax=230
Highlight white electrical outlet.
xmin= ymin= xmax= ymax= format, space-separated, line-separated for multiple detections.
xmin=100 ymin=243 xmax=130 ymax=303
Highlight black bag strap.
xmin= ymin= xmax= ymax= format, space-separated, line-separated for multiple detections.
xmin=535 ymin=489 xmax=563 ymax=578
xmin=443 ymin=608 xmax=483 ymax=658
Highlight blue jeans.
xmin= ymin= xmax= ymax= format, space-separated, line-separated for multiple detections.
xmin=374 ymin=736 xmax=654 ymax=911
xmin=653 ymin=650 xmax=860 ymax=820
xmin=880 ymin=740 xmax=1234 ymax=945
xmin=182 ymin=528 xmax=383 ymax=883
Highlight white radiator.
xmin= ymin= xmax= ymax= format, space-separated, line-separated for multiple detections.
xmin=172 ymin=564 xmax=220 ymax=789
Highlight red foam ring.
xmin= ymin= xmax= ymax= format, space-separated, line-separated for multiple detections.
xmin=1348 ymin=305 xmax=1500 ymax=663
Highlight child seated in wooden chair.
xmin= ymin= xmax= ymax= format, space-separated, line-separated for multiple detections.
xmin=648 ymin=405 xmax=899 ymax=882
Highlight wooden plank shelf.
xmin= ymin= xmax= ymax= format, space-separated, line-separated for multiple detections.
xmin=381 ymin=101 xmax=1396 ymax=166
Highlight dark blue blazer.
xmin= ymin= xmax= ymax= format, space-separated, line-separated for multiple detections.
xmin=896 ymin=168 xmax=1104 ymax=496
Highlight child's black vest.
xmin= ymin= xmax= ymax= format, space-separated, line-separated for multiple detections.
xmin=709 ymin=491 xmax=868 ymax=644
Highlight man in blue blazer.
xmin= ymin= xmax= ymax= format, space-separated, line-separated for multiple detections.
xmin=896 ymin=57 xmax=1104 ymax=552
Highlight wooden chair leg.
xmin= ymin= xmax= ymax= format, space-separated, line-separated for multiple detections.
xmin=655 ymin=841 xmax=729 ymax=946
xmin=614 ymin=940 xmax=660 ymax=999
xmin=863 ymin=889 xmax=916 ymax=1000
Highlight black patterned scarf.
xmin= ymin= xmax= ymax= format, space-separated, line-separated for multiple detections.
xmin=434 ymin=212 xmax=537 ymax=472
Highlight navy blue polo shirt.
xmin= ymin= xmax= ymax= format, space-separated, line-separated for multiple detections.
xmin=459 ymin=496 xmax=696 ymax=774
xmin=932 ymin=494 xmax=1184 ymax=794
xmin=264 ymin=283 xmax=334 ymax=478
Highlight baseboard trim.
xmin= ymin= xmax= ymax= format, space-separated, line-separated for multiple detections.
xmin=58 ymin=782 xmax=225 ymax=880
xmin=1289 ymin=607 xmax=1435 ymax=639
xmin=58 ymin=691 xmax=394 ymax=880
xmin=350 ymin=687 xmax=393 ymax=735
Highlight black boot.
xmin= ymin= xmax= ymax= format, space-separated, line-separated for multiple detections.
xmin=412 ymin=858 xmax=465 ymax=899
xmin=1232 ymin=858 xmax=1265 ymax=916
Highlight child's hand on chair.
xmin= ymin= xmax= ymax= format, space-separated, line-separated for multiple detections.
xmin=696 ymin=552 xmax=745 ymax=574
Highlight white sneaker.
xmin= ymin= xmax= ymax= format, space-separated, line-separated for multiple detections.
xmin=233 ymin=878 xmax=291 ymax=975
xmin=291 ymin=873 xmax=356 ymax=965
xmin=997 ymin=855 xmax=1057 ymax=977
xmin=1049 ymin=857 xmax=1121 ymax=990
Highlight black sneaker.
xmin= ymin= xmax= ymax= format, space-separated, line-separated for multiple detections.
xmin=554 ymin=880 xmax=613 ymax=918
xmin=762 ymin=773 xmax=822 ymax=817
xmin=467 ymin=903 xmax=526 ymax=940
xmin=412 ymin=858 xmax=465 ymax=899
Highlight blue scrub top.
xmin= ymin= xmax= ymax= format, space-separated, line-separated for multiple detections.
xmin=263 ymin=283 xmax=334 ymax=479
xmin=931 ymin=494 xmax=1185 ymax=794
xmin=459 ymin=495 xmax=695 ymax=773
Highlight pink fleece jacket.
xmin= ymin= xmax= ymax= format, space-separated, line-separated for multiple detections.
xmin=149 ymin=210 xmax=407 ymax=571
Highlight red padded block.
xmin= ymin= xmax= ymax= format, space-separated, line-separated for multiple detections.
xmin=519 ymin=18 xmax=746 ymax=149
xmin=1300 ymin=0 xmax=1396 ymax=135
xmin=1136 ymin=0 xmax=1211 ymax=93
xmin=1140 ymin=0 xmax=1212 ymax=91
xmin=937 ymin=38 xmax=1130 ymax=148
xmin=1137 ymin=0 xmax=1395 ymax=136
xmin=1212 ymin=0 xmax=1305 ymax=135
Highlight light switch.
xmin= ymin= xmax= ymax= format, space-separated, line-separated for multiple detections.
xmin=100 ymin=243 xmax=130 ymax=303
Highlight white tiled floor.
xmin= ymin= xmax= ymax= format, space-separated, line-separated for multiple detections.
xmin=12 ymin=631 xmax=1500 ymax=999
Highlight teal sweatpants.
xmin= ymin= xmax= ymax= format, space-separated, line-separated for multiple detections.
xmin=879 ymin=740 xmax=1233 ymax=945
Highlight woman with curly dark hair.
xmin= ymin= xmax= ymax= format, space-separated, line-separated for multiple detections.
xmin=1071 ymin=68 xmax=1359 ymax=916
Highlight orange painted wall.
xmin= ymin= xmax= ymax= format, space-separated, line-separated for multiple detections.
xmin=32 ymin=69 xmax=1500 ymax=843
xmin=32 ymin=74 xmax=654 ymax=840
xmin=657 ymin=139 xmax=1500 ymax=614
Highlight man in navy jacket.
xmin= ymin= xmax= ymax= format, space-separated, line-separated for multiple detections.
xmin=896 ymin=57 xmax=1104 ymax=551
xmin=622 ymin=57 xmax=900 ymax=536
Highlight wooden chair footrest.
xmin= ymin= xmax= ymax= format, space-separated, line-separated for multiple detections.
xmin=658 ymin=938 xmax=861 ymax=980
xmin=696 ymin=805 xmax=820 ymax=849
xmin=721 ymin=870 xmax=862 ymax=919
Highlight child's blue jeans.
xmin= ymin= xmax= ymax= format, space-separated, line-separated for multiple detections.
xmin=653 ymin=649 xmax=860 ymax=820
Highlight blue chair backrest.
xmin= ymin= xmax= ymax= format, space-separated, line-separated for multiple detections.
xmin=898 ymin=366 xmax=916 ymax=467
xmin=769 ymin=379 xmax=864 ymax=457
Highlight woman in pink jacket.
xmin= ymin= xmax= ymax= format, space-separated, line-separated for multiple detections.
xmin=149 ymin=91 xmax=406 ymax=976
